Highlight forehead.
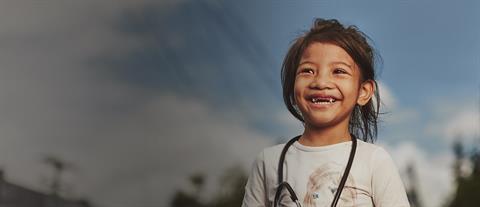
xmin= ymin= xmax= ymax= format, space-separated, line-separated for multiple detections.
xmin=300 ymin=42 xmax=355 ymax=66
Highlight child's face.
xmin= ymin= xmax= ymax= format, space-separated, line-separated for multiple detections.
xmin=294 ymin=42 xmax=373 ymax=129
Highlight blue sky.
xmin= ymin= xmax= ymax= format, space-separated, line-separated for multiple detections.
xmin=0 ymin=1 xmax=478 ymax=207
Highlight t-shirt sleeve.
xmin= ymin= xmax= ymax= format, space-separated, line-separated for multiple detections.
xmin=371 ymin=147 xmax=411 ymax=207
xmin=242 ymin=150 xmax=269 ymax=207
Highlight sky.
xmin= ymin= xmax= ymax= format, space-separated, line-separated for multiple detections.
xmin=0 ymin=1 xmax=478 ymax=207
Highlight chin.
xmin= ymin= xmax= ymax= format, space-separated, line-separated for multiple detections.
xmin=304 ymin=116 xmax=338 ymax=128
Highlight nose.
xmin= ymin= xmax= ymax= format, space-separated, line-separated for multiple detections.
xmin=309 ymin=70 xmax=334 ymax=90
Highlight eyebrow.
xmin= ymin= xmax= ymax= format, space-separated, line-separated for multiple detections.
xmin=298 ymin=60 xmax=316 ymax=65
xmin=331 ymin=61 xmax=353 ymax=69
xmin=298 ymin=60 xmax=353 ymax=69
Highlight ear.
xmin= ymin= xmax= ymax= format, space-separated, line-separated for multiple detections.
xmin=357 ymin=80 xmax=374 ymax=106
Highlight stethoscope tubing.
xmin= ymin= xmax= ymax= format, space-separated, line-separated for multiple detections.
xmin=274 ymin=135 xmax=357 ymax=207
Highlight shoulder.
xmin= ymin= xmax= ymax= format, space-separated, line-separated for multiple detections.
xmin=356 ymin=140 xmax=392 ymax=160
xmin=360 ymin=142 xmax=410 ymax=206
xmin=253 ymin=139 xmax=302 ymax=172
xmin=354 ymin=140 xmax=398 ymax=173
xmin=355 ymin=140 xmax=403 ymax=181
xmin=256 ymin=143 xmax=286 ymax=164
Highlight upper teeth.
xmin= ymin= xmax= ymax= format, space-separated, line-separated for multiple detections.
xmin=312 ymin=98 xmax=335 ymax=103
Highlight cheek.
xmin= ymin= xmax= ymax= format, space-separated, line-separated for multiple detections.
xmin=293 ymin=79 xmax=306 ymax=102
xmin=293 ymin=86 xmax=301 ymax=104
xmin=341 ymin=81 xmax=361 ymax=101
xmin=293 ymin=80 xmax=300 ymax=94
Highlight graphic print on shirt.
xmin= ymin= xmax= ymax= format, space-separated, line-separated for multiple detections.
xmin=303 ymin=163 xmax=357 ymax=207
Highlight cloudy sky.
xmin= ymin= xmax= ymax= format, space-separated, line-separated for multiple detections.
xmin=0 ymin=0 xmax=478 ymax=207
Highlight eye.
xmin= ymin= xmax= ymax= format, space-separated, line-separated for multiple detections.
xmin=333 ymin=68 xmax=348 ymax=74
xmin=298 ymin=68 xmax=314 ymax=75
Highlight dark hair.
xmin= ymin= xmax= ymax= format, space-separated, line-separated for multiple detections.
xmin=281 ymin=18 xmax=381 ymax=143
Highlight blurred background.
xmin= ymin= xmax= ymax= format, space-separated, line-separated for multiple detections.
xmin=0 ymin=0 xmax=479 ymax=207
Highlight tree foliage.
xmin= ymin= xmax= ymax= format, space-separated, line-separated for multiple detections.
xmin=170 ymin=165 xmax=248 ymax=207
xmin=446 ymin=140 xmax=480 ymax=207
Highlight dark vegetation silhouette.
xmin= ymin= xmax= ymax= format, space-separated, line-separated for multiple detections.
xmin=170 ymin=165 xmax=247 ymax=207
xmin=444 ymin=90 xmax=480 ymax=207
xmin=0 ymin=156 xmax=92 ymax=207
xmin=445 ymin=139 xmax=480 ymax=207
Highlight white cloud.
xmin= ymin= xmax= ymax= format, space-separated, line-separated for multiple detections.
xmin=381 ymin=142 xmax=455 ymax=207
xmin=0 ymin=88 xmax=275 ymax=207
xmin=425 ymin=101 xmax=479 ymax=143
xmin=376 ymin=81 xmax=420 ymax=125
xmin=376 ymin=81 xmax=397 ymax=110
xmin=443 ymin=110 xmax=479 ymax=140
xmin=92 ymin=94 xmax=274 ymax=206
xmin=0 ymin=1 xmax=276 ymax=207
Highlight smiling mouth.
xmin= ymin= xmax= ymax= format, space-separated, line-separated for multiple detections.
xmin=310 ymin=97 xmax=336 ymax=105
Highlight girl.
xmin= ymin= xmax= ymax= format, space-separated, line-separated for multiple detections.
xmin=242 ymin=19 xmax=410 ymax=207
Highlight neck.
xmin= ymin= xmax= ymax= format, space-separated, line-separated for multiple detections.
xmin=299 ymin=121 xmax=351 ymax=147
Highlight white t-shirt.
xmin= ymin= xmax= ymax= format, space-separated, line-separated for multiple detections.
xmin=241 ymin=139 xmax=410 ymax=207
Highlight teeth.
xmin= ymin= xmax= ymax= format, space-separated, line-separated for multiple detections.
xmin=311 ymin=98 xmax=335 ymax=104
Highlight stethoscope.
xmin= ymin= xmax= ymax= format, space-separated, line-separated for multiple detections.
xmin=273 ymin=134 xmax=357 ymax=207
